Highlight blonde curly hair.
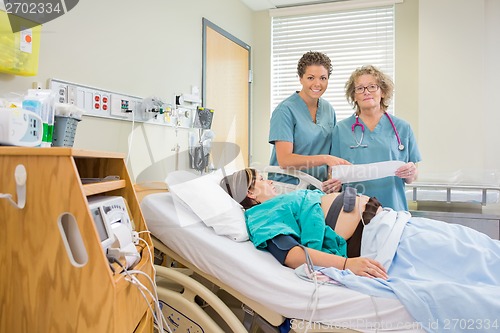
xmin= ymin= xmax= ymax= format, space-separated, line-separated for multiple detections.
xmin=345 ymin=65 xmax=394 ymax=113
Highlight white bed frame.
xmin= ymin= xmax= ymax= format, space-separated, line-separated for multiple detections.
xmin=153 ymin=236 xmax=357 ymax=333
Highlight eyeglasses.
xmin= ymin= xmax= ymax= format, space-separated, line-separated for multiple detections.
xmin=354 ymin=84 xmax=379 ymax=94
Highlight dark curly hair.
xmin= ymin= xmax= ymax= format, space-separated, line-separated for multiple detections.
xmin=297 ymin=51 xmax=332 ymax=78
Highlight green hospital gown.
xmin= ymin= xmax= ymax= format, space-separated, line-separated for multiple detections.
xmin=244 ymin=189 xmax=347 ymax=257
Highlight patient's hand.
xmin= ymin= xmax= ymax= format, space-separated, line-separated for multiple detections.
xmin=345 ymin=257 xmax=388 ymax=280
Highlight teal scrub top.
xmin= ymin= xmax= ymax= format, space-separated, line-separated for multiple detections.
xmin=245 ymin=189 xmax=347 ymax=257
xmin=269 ymin=92 xmax=336 ymax=182
xmin=330 ymin=113 xmax=422 ymax=211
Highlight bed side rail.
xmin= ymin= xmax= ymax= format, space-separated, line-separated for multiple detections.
xmin=406 ymin=183 xmax=500 ymax=206
xmin=155 ymin=265 xmax=249 ymax=333
xmin=260 ymin=166 xmax=323 ymax=191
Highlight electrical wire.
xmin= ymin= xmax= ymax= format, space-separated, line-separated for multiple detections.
xmin=136 ymin=236 xmax=171 ymax=333
xmin=302 ymin=196 xmax=368 ymax=333
xmin=125 ymin=105 xmax=136 ymax=167
xmin=301 ymin=245 xmax=326 ymax=333
xmin=108 ymin=234 xmax=173 ymax=333
xmin=359 ymin=195 xmax=367 ymax=226
xmin=118 ymin=259 xmax=172 ymax=333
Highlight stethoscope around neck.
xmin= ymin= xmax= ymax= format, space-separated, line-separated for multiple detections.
xmin=350 ymin=112 xmax=404 ymax=151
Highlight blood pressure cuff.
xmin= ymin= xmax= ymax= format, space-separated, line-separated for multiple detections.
xmin=266 ymin=234 xmax=300 ymax=265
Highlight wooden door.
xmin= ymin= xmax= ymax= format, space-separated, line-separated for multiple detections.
xmin=203 ymin=18 xmax=251 ymax=170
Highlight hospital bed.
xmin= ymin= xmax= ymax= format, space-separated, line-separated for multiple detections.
xmin=138 ymin=167 xmax=424 ymax=333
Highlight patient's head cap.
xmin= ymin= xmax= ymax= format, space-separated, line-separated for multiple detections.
xmin=220 ymin=169 xmax=253 ymax=204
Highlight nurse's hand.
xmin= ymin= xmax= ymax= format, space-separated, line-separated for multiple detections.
xmin=326 ymin=155 xmax=351 ymax=166
xmin=322 ymin=178 xmax=342 ymax=193
xmin=395 ymin=162 xmax=418 ymax=184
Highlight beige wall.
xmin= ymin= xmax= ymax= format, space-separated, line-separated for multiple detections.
xmin=0 ymin=0 xmax=254 ymax=182
xmin=249 ymin=10 xmax=272 ymax=169
xmin=394 ymin=0 xmax=419 ymax=141
xmin=417 ymin=0 xmax=499 ymax=182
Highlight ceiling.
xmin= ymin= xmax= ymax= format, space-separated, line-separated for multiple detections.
xmin=239 ymin=0 xmax=346 ymax=11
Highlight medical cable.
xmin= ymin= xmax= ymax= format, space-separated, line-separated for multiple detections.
xmin=116 ymin=257 xmax=172 ymax=333
xmin=358 ymin=197 xmax=380 ymax=332
xmin=303 ymin=246 xmax=319 ymax=333
xmin=125 ymin=104 xmax=136 ymax=167
xmin=138 ymin=236 xmax=171 ymax=332
xmin=138 ymin=236 xmax=173 ymax=333
xmin=109 ymin=235 xmax=172 ymax=333
xmin=301 ymin=194 xmax=368 ymax=333
xmin=108 ymin=257 xmax=160 ymax=325
xmin=359 ymin=196 xmax=367 ymax=226
xmin=301 ymin=245 xmax=332 ymax=333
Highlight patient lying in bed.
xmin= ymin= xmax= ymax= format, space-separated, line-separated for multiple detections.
xmin=220 ymin=168 xmax=500 ymax=331
xmin=220 ymin=168 xmax=388 ymax=279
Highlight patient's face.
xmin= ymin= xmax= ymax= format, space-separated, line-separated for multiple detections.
xmin=251 ymin=172 xmax=278 ymax=202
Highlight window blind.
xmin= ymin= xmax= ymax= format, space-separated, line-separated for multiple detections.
xmin=271 ymin=5 xmax=395 ymax=120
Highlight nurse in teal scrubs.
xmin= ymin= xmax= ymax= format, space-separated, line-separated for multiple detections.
xmin=331 ymin=65 xmax=422 ymax=211
xmin=269 ymin=51 xmax=349 ymax=192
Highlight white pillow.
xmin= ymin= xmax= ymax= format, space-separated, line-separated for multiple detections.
xmin=166 ymin=170 xmax=248 ymax=241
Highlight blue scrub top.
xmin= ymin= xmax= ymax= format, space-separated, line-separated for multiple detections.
xmin=330 ymin=113 xmax=422 ymax=211
xmin=269 ymin=92 xmax=336 ymax=182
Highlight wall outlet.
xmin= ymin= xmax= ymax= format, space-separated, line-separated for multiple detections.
xmin=101 ymin=93 xmax=110 ymax=112
xmin=32 ymin=81 xmax=43 ymax=89
xmin=93 ymin=93 xmax=101 ymax=112
xmin=49 ymin=79 xmax=142 ymax=122
xmin=50 ymin=81 xmax=68 ymax=103
xmin=68 ymin=86 xmax=77 ymax=105
xmin=110 ymin=94 xmax=130 ymax=118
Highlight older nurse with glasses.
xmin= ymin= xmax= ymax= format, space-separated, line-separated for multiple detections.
xmin=330 ymin=65 xmax=422 ymax=211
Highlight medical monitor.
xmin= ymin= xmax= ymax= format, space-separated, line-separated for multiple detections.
xmin=90 ymin=206 xmax=114 ymax=250
xmin=88 ymin=196 xmax=121 ymax=251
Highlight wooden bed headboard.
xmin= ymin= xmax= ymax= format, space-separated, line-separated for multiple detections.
xmin=134 ymin=182 xmax=168 ymax=203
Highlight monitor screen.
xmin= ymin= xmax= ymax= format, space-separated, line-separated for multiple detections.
xmin=92 ymin=208 xmax=109 ymax=242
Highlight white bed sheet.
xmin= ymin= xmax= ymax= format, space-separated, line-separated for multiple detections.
xmin=142 ymin=192 xmax=423 ymax=332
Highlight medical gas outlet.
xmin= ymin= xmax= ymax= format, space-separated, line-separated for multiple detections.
xmin=49 ymin=79 xmax=141 ymax=121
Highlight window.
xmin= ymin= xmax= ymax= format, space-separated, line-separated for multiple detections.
xmin=271 ymin=4 xmax=395 ymax=120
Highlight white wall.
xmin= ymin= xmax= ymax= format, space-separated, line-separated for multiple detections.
xmin=418 ymin=0 xmax=500 ymax=183
xmin=0 ymin=0 xmax=254 ymax=182
xmin=250 ymin=10 xmax=272 ymax=169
